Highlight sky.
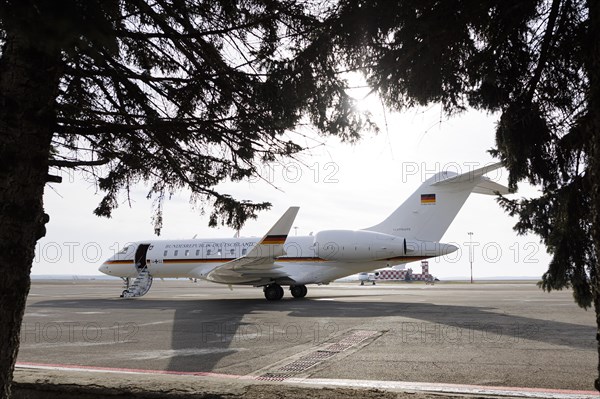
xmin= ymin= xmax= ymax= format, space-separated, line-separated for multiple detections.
xmin=34 ymin=93 xmax=552 ymax=279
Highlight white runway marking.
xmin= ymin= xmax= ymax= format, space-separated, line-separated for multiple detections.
xmin=288 ymin=377 xmax=599 ymax=399
xmin=74 ymin=311 xmax=107 ymax=315
xmin=15 ymin=362 xmax=598 ymax=398
xmin=133 ymin=348 xmax=243 ymax=360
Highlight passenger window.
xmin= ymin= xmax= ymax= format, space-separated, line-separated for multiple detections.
xmin=230 ymin=249 xmax=234 ymax=255
xmin=163 ymin=250 xmax=168 ymax=257
xmin=207 ymin=249 xmax=212 ymax=256
xmin=174 ymin=250 xmax=178 ymax=256
xmin=185 ymin=250 xmax=189 ymax=256
xmin=242 ymin=248 xmax=247 ymax=255
xmin=196 ymin=249 xmax=200 ymax=256
xmin=218 ymin=249 xmax=222 ymax=256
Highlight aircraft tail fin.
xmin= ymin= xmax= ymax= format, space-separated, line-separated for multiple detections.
xmin=364 ymin=162 xmax=507 ymax=242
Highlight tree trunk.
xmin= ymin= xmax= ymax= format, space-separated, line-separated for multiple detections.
xmin=0 ymin=32 xmax=61 ymax=398
xmin=588 ymin=0 xmax=600 ymax=393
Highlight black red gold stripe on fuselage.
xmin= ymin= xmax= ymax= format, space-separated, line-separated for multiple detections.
xmin=109 ymin=256 xmax=430 ymax=265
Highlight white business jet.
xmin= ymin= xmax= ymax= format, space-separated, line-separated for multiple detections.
xmin=99 ymin=162 xmax=508 ymax=300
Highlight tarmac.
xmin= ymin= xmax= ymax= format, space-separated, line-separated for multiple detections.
xmin=13 ymin=279 xmax=600 ymax=398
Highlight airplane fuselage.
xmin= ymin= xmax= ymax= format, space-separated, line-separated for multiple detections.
xmin=98 ymin=162 xmax=506 ymax=300
xmin=100 ymin=234 xmax=455 ymax=286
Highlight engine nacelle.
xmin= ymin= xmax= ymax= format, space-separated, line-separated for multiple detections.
xmin=313 ymin=230 xmax=407 ymax=261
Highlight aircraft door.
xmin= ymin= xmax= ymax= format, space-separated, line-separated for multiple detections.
xmin=134 ymin=244 xmax=151 ymax=271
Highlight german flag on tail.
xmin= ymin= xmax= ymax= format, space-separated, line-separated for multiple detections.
xmin=420 ymin=193 xmax=436 ymax=205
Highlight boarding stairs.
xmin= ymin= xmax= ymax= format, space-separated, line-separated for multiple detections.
xmin=121 ymin=266 xmax=153 ymax=298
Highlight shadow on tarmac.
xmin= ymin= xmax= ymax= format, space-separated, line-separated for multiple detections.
xmin=30 ymin=295 xmax=595 ymax=373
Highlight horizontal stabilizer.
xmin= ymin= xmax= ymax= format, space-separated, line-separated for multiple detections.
xmin=431 ymin=162 xmax=503 ymax=186
xmin=473 ymin=177 xmax=510 ymax=195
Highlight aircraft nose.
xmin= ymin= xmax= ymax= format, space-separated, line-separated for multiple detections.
xmin=98 ymin=263 xmax=109 ymax=274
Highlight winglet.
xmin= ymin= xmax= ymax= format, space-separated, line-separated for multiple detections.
xmin=202 ymin=207 xmax=299 ymax=284
xmin=248 ymin=206 xmax=299 ymax=258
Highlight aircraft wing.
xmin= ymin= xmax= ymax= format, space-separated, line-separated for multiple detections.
xmin=203 ymin=207 xmax=299 ymax=284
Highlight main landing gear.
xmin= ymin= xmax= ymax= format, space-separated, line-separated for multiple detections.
xmin=263 ymin=284 xmax=308 ymax=300
xmin=264 ymin=284 xmax=284 ymax=301
xmin=290 ymin=285 xmax=308 ymax=298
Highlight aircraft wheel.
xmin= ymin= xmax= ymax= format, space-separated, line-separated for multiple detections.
xmin=290 ymin=285 xmax=307 ymax=298
xmin=264 ymin=284 xmax=284 ymax=301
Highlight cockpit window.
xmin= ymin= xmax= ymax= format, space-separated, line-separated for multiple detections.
xmin=117 ymin=246 xmax=129 ymax=254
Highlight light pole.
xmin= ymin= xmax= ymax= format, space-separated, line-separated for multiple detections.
xmin=467 ymin=231 xmax=474 ymax=283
